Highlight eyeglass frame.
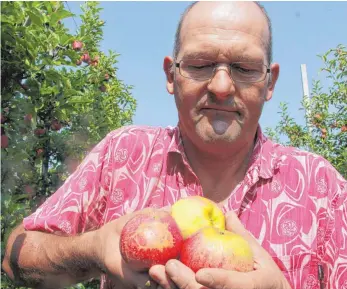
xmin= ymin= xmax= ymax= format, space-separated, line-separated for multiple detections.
xmin=174 ymin=59 xmax=271 ymax=83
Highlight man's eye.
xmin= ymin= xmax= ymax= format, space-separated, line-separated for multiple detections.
xmin=233 ymin=66 xmax=253 ymax=73
xmin=189 ymin=65 xmax=212 ymax=70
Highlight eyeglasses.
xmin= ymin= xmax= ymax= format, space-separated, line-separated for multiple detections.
xmin=175 ymin=59 xmax=270 ymax=83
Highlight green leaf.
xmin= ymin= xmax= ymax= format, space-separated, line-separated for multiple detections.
xmin=27 ymin=9 xmax=43 ymax=26
xmin=50 ymin=10 xmax=74 ymax=24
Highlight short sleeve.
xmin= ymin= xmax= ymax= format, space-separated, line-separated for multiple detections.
xmin=316 ymin=160 xmax=347 ymax=288
xmin=23 ymin=132 xmax=113 ymax=236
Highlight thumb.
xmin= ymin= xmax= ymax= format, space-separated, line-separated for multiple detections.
xmin=225 ymin=211 xmax=275 ymax=264
xmin=225 ymin=210 xmax=259 ymax=247
xmin=159 ymin=205 xmax=172 ymax=213
xmin=225 ymin=210 xmax=248 ymax=236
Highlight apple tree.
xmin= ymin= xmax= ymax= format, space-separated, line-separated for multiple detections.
xmin=265 ymin=44 xmax=347 ymax=178
xmin=1 ymin=1 xmax=136 ymax=288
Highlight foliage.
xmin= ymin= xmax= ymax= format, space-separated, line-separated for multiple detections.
xmin=265 ymin=44 xmax=347 ymax=178
xmin=1 ymin=1 xmax=136 ymax=288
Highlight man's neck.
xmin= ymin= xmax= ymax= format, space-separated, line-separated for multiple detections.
xmin=181 ymin=135 xmax=256 ymax=203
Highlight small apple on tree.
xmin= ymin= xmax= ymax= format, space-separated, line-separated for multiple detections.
xmin=72 ymin=40 xmax=83 ymax=51
xmin=51 ymin=119 xmax=62 ymax=131
xmin=1 ymin=135 xmax=9 ymax=148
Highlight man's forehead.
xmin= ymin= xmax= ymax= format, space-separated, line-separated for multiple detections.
xmin=180 ymin=1 xmax=269 ymax=46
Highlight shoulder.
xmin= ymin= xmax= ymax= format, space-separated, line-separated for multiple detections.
xmin=95 ymin=124 xmax=178 ymax=163
xmin=105 ymin=124 xmax=176 ymax=141
xmin=267 ymin=140 xmax=346 ymax=194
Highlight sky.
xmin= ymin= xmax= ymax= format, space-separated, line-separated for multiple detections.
xmin=64 ymin=1 xmax=347 ymax=134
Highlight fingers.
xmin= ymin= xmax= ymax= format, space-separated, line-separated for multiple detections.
xmin=149 ymin=264 xmax=177 ymax=289
xmin=225 ymin=210 xmax=275 ymax=265
xmin=159 ymin=205 xmax=172 ymax=213
xmin=165 ymin=259 xmax=201 ymax=289
xmin=196 ymin=268 xmax=252 ymax=289
xmin=225 ymin=210 xmax=253 ymax=240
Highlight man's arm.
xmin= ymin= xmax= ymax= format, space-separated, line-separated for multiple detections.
xmin=2 ymin=223 xmax=102 ymax=289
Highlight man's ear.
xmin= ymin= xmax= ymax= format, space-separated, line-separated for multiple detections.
xmin=163 ymin=56 xmax=175 ymax=95
xmin=265 ymin=63 xmax=280 ymax=101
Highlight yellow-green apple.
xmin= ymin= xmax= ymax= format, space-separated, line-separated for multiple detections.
xmin=180 ymin=226 xmax=254 ymax=272
xmin=171 ymin=196 xmax=225 ymax=239
xmin=120 ymin=210 xmax=183 ymax=271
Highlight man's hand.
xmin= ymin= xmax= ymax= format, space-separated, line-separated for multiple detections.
xmin=149 ymin=210 xmax=292 ymax=289
xmin=96 ymin=207 xmax=159 ymax=289
xmin=195 ymin=210 xmax=292 ymax=289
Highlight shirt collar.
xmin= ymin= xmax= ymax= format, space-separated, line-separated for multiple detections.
xmin=168 ymin=124 xmax=283 ymax=180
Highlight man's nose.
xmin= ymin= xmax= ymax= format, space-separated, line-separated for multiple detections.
xmin=207 ymin=66 xmax=236 ymax=100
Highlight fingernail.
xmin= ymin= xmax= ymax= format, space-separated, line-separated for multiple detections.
xmin=196 ymin=272 xmax=214 ymax=286
xmin=166 ymin=260 xmax=177 ymax=275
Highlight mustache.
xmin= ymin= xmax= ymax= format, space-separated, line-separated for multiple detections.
xmin=197 ymin=93 xmax=241 ymax=110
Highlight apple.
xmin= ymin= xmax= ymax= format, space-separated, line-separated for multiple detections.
xmin=72 ymin=40 xmax=83 ymax=51
xmin=82 ymin=53 xmax=90 ymax=63
xmin=180 ymin=226 xmax=254 ymax=273
xmin=36 ymin=148 xmax=44 ymax=157
xmin=24 ymin=185 xmax=35 ymax=198
xmin=76 ymin=59 xmax=82 ymax=66
xmin=90 ymin=56 xmax=99 ymax=67
xmin=99 ymin=85 xmax=107 ymax=92
xmin=20 ymin=83 xmax=29 ymax=90
xmin=314 ymin=113 xmax=322 ymax=121
xmin=1 ymin=114 xmax=6 ymax=124
xmin=90 ymin=60 xmax=98 ymax=67
xmin=24 ymin=114 xmax=32 ymax=124
xmin=51 ymin=119 xmax=62 ymax=131
xmin=120 ymin=210 xmax=183 ymax=271
xmin=342 ymin=125 xmax=347 ymax=133
xmin=34 ymin=128 xmax=46 ymax=136
xmin=171 ymin=196 xmax=225 ymax=239
xmin=104 ymin=73 xmax=110 ymax=81
xmin=1 ymin=135 xmax=9 ymax=148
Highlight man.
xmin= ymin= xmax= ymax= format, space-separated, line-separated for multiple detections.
xmin=3 ymin=1 xmax=346 ymax=289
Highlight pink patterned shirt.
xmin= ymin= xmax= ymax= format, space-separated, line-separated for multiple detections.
xmin=23 ymin=125 xmax=347 ymax=289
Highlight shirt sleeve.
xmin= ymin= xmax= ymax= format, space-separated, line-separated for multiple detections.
xmin=319 ymin=161 xmax=347 ymax=289
xmin=23 ymin=132 xmax=113 ymax=236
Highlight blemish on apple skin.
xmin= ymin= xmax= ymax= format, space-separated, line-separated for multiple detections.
xmin=120 ymin=211 xmax=183 ymax=270
xmin=132 ymin=222 xmax=174 ymax=251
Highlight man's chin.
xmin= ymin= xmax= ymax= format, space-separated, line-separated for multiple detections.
xmin=196 ymin=127 xmax=241 ymax=145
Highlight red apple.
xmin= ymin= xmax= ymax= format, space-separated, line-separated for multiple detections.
xmin=341 ymin=126 xmax=347 ymax=132
xmin=20 ymin=83 xmax=29 ymax=90
xmin=72 ymin=40 xmax=83 ymax=51
xmin=314 ymin=113 xmax=322 ymax=121
xmin=24 ymin=185 xmax=35 ymax=198
xmin=36 ymin=148 xmax=44 ymax=157
xmin=82 ymin=53 xmax=90 ymax=63
xmin=120 ymin=210 xmax=183 ymax=271
xmin=24 ymin=114 xmax=32 ymax=124
xmin=99 ymin=85 xmax=107 ymax=92
xmin=51 ymin=119 xmax=62 ymax=131
xmin=1 ymin=135 xmax=9 ymax=148
xmin=180 ymin=226 xmax=254 ymax=273
xmin=90 ymin=60 xmax=98 ymax=67
xmin=1 ymin=114 xmax=6 ymax=124
xmin=104 ymin=73 xmax=110 ymax=81
xmin=34 ymin=128 xmax=46 ymax=136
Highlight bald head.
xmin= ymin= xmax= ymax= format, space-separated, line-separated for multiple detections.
xmin=173 ymin=1 xmax=272 ymax=64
